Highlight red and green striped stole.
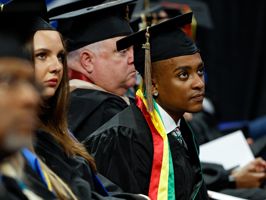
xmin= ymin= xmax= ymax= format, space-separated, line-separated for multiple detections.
xmin=135 ymin=89 xmax=175 ymax=200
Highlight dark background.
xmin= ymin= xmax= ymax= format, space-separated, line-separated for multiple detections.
xmin=195 ymin=0 xmax=266 ymax=122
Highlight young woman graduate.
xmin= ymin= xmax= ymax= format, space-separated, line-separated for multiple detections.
xmin=3 ymin=0 xmax=150 ymax=199
xmin=85 ymin=13 xmax=210 ymax=200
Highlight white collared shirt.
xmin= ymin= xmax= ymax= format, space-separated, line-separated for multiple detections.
xmin=156 ymin=102 xmax=181 ymax=134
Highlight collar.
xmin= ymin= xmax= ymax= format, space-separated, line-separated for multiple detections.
xmin=69 ymin=79 xmax=130 ymax=105
xmin=156 ymin=102 xmax=181 ymax=134
xmin=68 ymin=69 xmax=92 ymax=83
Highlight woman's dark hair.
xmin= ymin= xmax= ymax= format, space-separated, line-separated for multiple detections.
xmin=24 ymin=31 xmax=97 ymax=173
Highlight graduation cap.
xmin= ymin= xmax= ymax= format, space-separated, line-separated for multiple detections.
xmin=1 ymin=0 xmax=48 ymax=21
xmin=50 ymin=0 xmax=137 ymax=52
xmin=0 ymin=30 xmax=26 ymax=59
xmin=117 ymin=12 xmax=198 ymax=111
xmin=47 ymin=0 xmax=107 ymax=45
xmin=48 ymin=0 xmax=106 ymax=18
xmin=0 ymin=0 xmax=55 ymax=39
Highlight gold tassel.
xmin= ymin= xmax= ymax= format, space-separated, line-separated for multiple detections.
xmin=142 ymin=27 xmax=154 ymax=112
xmin=1 ymin=4 xmax=4 ymax=12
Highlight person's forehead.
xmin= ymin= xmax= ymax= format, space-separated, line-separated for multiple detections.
xmin=157 ymin=53 xmax=202 ymax=67
xmin=34 ymin=30 xmax=61 ymax=43
xmin=34 ymin=30 xmax=64 ymax=51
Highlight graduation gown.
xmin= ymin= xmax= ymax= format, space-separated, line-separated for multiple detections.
xmin=23 ymin=158 xmax=59 ymax=200
xmin=202 ymin=162 xmax=266 ymax=200
xmin=68 ymin=88 xmax=129 ymax=142
xmin=189 ymin=112 xmax=266 ymax=199
xmin=0 ymin=175 xmax=29 ymax=200
xmin=85 ymin=104 xmax=209 ymax=200
xmin=34 ymin=128 xmax=147 ymax=200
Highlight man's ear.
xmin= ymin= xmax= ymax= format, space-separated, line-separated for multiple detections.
xmin=80 ymin=50 xmax=94 ymax=73
xmin=151 ymin=77 xmax=159 ymax=97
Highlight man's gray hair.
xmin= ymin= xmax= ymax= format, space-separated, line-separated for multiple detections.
xmin=67 ymin=41 xmax=103 ymax=69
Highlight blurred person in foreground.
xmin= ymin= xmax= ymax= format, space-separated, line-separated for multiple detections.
xmin=0 ymin=28 xmax=45 ymax=199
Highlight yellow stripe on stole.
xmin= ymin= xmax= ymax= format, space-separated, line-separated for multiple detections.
xmin=137 ymin=90 xmax=169 ymax=199
xmin=42 ymin=170 xmax=53 ymax=192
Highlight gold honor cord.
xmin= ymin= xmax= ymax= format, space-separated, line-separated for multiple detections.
xmin=1 ymin=4 xmax=4 ymax=12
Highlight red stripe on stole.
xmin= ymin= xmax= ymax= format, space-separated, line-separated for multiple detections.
xmin=135 ymin=95 xmax=164 ymax=200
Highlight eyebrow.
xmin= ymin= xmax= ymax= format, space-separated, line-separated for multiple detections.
xmin=34 ymin=48 xmax=65 ymax=54
xmin=173 ymin=61 xmax=205 ymax=73
xmin=34 ymin=48 xmax=51 ymax=53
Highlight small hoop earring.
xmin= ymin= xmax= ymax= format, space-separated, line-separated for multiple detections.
xmin=154 ymin=92 xmax=158 ymax=97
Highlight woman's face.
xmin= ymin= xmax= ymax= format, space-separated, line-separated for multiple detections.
xmin=0 ymin=58 xmax=39 ymax=152
xmin=33 ymin=30 xmax=65 ymax=99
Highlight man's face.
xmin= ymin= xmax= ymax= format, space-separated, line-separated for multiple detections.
xmin=91 ymin=36 xmax=136 ymax=96
xmin=153 ymin=53 xmax=205 ymax=121
xmin=0 ymin=58 xmax=39 ymax=152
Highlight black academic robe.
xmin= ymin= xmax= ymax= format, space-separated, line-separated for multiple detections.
xmin=202 ymin=162 xmax=266 ymax=200
xmin=0 ymin=175 xmax=29 ymax=200
xmin=23 ymin=159 xmax=59 ymax=200
xmin=190 ymin=112 xmax=266 ymax=199
xmin=85 ymin=104 xmax=209 ymax=200
xmin=68 ymin=89 xmax=129 ymax=142
xmin=34 ymin=129 xmax=147 ymax=200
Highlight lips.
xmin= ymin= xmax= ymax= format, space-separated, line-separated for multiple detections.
xmin=45 ymin=78 xmax=58 ymax=86
xmin=190 ymin=92 xmax=204 ymax=101
xmin=130 ymin=69 xmax=136 ymax=74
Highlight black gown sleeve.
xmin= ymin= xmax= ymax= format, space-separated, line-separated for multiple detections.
xmin=84 ymin=106 xmax=154 ymax=195
xmin=201 ymin=162 xmax=235 ymax=191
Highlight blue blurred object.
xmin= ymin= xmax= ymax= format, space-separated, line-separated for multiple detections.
xmin=203 ymin=71 xmax=207 ymax=85
xmin=50 ymin=20 xmax=58 ymax=28
xmin=248 ymin=115 xmax=266 ymax=140
xmin=218 ymin=120 xmax=249 ymax=131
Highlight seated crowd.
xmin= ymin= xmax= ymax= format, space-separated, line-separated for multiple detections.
xmin=0 ymin=0 xmax=266 ymax=200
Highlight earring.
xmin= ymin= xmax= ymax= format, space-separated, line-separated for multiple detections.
xmin=154 ymin=92 xmax=158 ymax=97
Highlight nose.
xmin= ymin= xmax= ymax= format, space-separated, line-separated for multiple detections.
xmin=49 ymin=56 xmax=63 ymax=74
xmin=192 ymin=74 xmax=205 ymax=90
xmin=127 ymin=46 xmax=134 ymax=65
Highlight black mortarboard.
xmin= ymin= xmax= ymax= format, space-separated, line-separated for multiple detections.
xmin=117 ymin=12 xmax=198 ymax=76
xmin=0 ymin=30 xmax=26 ymax=59
xmin=50 ymin=0 xmax=136 ymax=52
xmin=48 ymin=0 xmax=105 ymax=18
xmin=1 ymin=0 xmax=55 ymax=39
xmin=117 ymin=12 xmax=197 ymax=111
